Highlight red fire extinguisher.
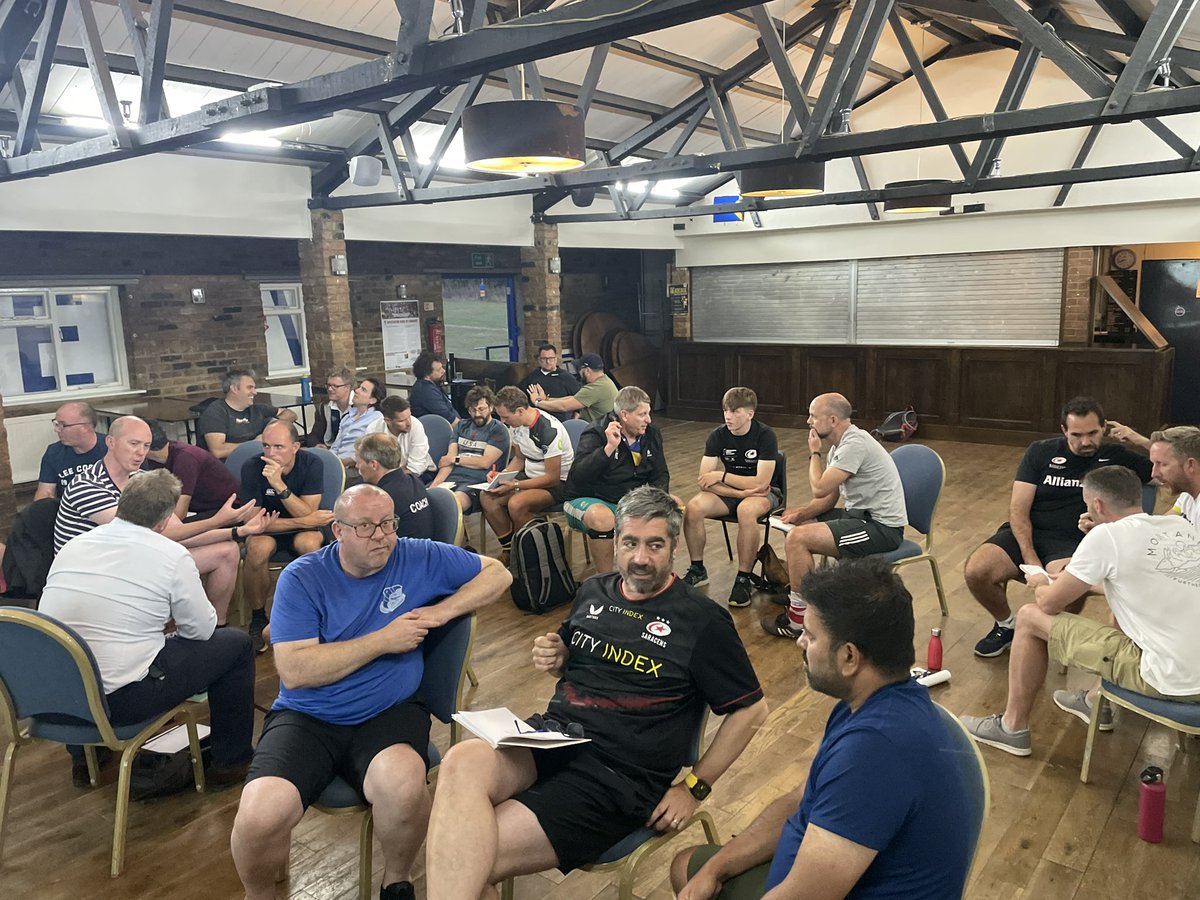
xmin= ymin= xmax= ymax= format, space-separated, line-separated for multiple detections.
xmin=427 ymin=317 xmax=445 ymax=356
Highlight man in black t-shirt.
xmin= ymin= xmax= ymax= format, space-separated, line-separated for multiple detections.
xmin=966 ymin=396 xmax=1152 ymax=658
xmin=238 ymin=420 xmax=334 ymax=652
xmin=426 ymin=487 xmax=768 ymax=896
xmin=683 ymin=386 xmax=781 ymax=608
xmin=198 ymin=369 xmax=297 ymax=460
xmin=518 ymin=343 xmax=581 ymax=422
xmin=354 ymin=433 xmax=435 ymax=541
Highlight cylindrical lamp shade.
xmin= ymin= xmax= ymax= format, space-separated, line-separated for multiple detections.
xmin=739 ymin=160 xmax=825 ymax=197
xmin=463 ymin=100 xmax=587 ymax=174
xmin=883 ymin=179 xmax=954 ymax=213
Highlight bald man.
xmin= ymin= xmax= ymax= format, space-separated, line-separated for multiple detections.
xmin=54 ymin=416 xmax=265 ymax=623
xmin=761 ymin=394 xmax=907 ymax=640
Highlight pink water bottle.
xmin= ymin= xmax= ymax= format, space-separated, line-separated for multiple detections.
xmin=1139 ymin=766 xmax=1165 ymax=843
xmin=926 ymin=627 xmax=943 ymax=672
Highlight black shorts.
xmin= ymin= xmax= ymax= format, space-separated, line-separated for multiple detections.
xmin=985 ymin=523 xmax=1081 ymax=572
xmin=816 ymin=509 xmax=904 ymax=557
xmin=719 ymin=488 xmax=784 ymax=518
xmin=512 ymin=746 xmax=655 ymax=873
xmin=269 ymin=529 xmax=328 ymax=559
xmin=515 ymin=472 xmax=567 ymax=506
xmin=246 ymin=701 xmax=431 ymax=809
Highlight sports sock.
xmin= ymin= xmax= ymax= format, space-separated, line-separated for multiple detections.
xmin=736 ymin=571 xmax=752 ymax=580
xmin=998 ymin=614 xmax=1016 ymax=629
xmin=690 ymin=560 xmax=705 ymax=571
xmin=498 ymin=533 xmax=512 ymax=548
xmin=787 ymin=590 xmax=806 ymax=628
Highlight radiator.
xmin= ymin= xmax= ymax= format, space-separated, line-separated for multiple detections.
xmin=7 ymin=413 xmax=56 ymax=484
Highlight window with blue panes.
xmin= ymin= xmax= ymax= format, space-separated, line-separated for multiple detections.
xmin=0 ymin=288 xmax=127 ymax=401
xmin=260 ymin=283 xmax=308 ymax=377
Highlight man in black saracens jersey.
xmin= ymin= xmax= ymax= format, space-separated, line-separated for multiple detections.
xmin=965 ymin=396 xmax=1151 ymax=658
xmin=425 ymin=486 xmax=768 ymax=897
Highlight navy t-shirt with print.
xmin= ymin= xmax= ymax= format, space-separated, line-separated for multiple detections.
xmin=39 ymin=434 xmax=108 ymax=493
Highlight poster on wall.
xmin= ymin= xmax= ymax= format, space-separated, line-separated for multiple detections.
xmin=381 ymin=300 xmax=422 ymax=370
xmin=668 ymin=283 xmax=689 ymax=316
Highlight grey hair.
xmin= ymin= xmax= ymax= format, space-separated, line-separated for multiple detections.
xmin=614 ymin=386 xmax=651 ymax=415
xmin=117 ymin=469 xmax=182 ymax=528
xmin=1150 ymin=425 xmax=1200 ymax=464
xmin=356 ymin=432 xmax=403 ymax=469
xmin=222 ymin=368 xmax=256 ymax=394
xmin=615 ymin=485 xmax=681 ymax=543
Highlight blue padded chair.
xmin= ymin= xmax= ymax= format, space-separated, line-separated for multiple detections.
xmin=1081 ymin=680 xmax=1200 ymax=844
xmin=934 ymin=703 xmax=990 ymax=882
xmin=1142 ymin=482 xmax=1158 ymax=515
xmin=717 ymin=451 xmax=788 ymax=561
xmin=310 ymin=613 xmax=477 ymax=899
xmin=873 ymin=444 xmax=950 ymax=617
xmin=562 ymin=417 xmax=589 ymax=450
xmin=500 ymin=711 xmax=718 ymax=900
xmin=0 ymin=607 xmax=206 ymax=877
xmin=428 ymin=485 xmax=464 ymax=546
xmin=420 ymin=414 xmax=455 ymax=470
xmin=223 ymin=439 xmax=264 ymax=480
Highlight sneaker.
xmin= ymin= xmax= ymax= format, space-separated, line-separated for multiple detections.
xmin=1053 ymin=689 xmax=1114 ymax=732
xmin=380 ymin=881 xmax=415 ymax=900
xmin=682 ymin=564 xmax=708 ymax=587
xmin=205 ymin=761 xmax=251 ymax=791
xmin=960 ymin=713 xmax=1032 ymax=757
xmin=760 ymin=611 xmax=803 ymax=639
xmin=727 ymin=577 xmax=753 ymax=608
xmin=974 ymin=623 xmax=1015 ymax=658
xmin=249 ymin=614 xmax=270 ymax=655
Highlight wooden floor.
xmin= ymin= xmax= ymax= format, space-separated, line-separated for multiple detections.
xmin=3 ymin=418 xmax=1199 ymax=900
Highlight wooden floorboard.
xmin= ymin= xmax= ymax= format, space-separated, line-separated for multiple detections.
xmin=3 ymin=418 xmax=1198 ymax=899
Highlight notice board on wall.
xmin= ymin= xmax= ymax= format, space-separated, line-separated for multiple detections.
xmin=381 ymin=300 xmax=422 ymax=370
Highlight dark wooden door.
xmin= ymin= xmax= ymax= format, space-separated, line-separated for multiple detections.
xmin=1139 ymin=260 xmax=1200 ymax=424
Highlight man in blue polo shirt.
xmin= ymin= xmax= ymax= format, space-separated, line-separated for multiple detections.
xmin=231 ymin=484 xmax=510 ymax=900
xmin=34 ymin=401 xmax=107 ymax=500
xmin=671 ymin=560 xmax=974 ymax=900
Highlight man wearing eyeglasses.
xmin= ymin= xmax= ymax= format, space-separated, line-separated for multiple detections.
xmin=303 ymin=366 xmax=355 ymax=448
xmin=34 ymin=401 xmax=108 ymax=500
xmin=232 ymin=484 xmax=511 ymax=900
xmin=518 ymin=344 xmax=581 ymax=423
xmin=238 ymin=420 xmax=336 ymax=653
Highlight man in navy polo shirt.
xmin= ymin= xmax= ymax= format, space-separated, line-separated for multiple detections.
xmin=231 ymin=484 xmax=510 ymax=900
xmin=34 ymin=401 xmax=107 ymax=500
xmin=671 ymin=560 xmax=974 ymax=900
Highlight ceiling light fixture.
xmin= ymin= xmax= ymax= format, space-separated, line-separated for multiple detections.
xmin=738 ymin=10 xmax=826 ymax=198
xmin=883 ymin=25 xmax=951 ymax=214
xmin=461 ymin=0 xmax=586 ymax=174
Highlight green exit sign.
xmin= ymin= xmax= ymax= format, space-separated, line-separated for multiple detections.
xmin=472 ymin=252 xmax=495 ymax=269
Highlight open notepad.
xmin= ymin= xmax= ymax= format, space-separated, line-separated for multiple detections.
xmin=769 ymin=516 xmax=795 ymax=534
xmin=452 ymin=707 xmax=590 ymax=750
xmin=467 ymin=471 xmax=520 ymax=492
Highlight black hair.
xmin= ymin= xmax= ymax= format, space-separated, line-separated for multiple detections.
xmin=1061 ymin=396 xmax=1105 ymax=428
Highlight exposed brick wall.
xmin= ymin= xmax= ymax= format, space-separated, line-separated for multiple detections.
xmin=670 ymin=266 xmax=692 ymax=339
xmin=1061 ymin=246 xmax=1096 ymax=346
xmin=520 ymin=223 xmax=562 ymax=361
xmin=299 ymin=210 xmax=357 ymax=380
xmin=0 ymin=391 xmax=14 ymax=532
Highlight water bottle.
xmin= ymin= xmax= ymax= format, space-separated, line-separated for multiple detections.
xmin=299 ymin=376 xmax=312 ymax=404
xmin=927 ymin=627 xmax=943 ymax=672
xmin=1139 ymin=766 xmax=1165 ymax=843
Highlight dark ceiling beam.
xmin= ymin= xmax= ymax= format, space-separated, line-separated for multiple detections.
xmin=1053 ymin=21 xmax=1200 ymax=72
xmin=541 ymin=153 xmax=1200 ymax=223
xmin=966 ymin=38 xmax=1039 ymax=186
xmin=73 ymin=0 xmax=133 ymax=148
xmin=0 ymin=0 xmax=47 ymax=94
xmin=137 ymin=0 xmax=175 ymax=123
xmin=320 ymin=83 xmax=1200 ymax=210
xmin=1104 ymin=0 xmax=1197 ymax=114
xmin=1053 ymin=122 xmax=1102 ymax=207
xmin=750 ymin=4 xmax=811 ymax=130
xmin=15 ymin=0 xmax=67 ymax=155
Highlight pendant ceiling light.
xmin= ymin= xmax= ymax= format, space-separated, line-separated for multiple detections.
xmin=737 ymin=7 xmax=826 ymax=199
xmin=882 ymin=178 xmax=953 ymax=213
xmin=463 ymin=99 xmax=587 ymax=174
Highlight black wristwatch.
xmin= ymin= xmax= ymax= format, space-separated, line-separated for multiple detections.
xmin=276 ymin=487 xmax=292 ymax=500
xmin=685 ymin=771 xmax=712 ymax=801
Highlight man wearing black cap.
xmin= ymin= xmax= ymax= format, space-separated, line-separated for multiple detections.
xmin=526 ymin=352 xmax=618 ymax=425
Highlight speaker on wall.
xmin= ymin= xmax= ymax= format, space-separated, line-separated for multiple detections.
xmin=348 ymin=155 xmax=383 ymax=187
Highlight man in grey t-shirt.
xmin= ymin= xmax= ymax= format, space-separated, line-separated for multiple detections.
xmin=762 ymin=393 xmax=907 ymax=639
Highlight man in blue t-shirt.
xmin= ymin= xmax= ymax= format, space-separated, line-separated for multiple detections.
xmin=671 ymin=560 xmax=974 ymax=900
xmin=231 ymin=484 xmax=511 ymax=900
xmin=429 ymin=385 xmax=508 ymax=514
xmin=34 ymin=401 xmax=108 ymax=500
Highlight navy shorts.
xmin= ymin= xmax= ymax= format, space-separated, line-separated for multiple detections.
xmin=985 ymin=522 xmax=1081 ymax=572
xmin=246 ymin=701 xmax=430 ymax=809
xmin=817 ymin=509 xmax=904 ymax=557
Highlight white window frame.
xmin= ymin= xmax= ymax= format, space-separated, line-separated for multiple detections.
xmin=0 ymin=285 xmax=131 ymax=406
xmin=259 ymin=282 xmax=309 ymax=378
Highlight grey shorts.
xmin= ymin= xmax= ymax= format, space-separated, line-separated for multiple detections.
xmin=719 ymin=488 xmax=784 ymax=517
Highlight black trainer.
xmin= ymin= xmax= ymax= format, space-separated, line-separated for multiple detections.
xmin=760 ymin=611 xmax=803 ymax=639
xmin=380 ymin=882 xmax=415 ymax=900
xmin=682 ymin=564 xmax=708 ymax=587
xmin=249 ymin=613 xmax=270 ymax=655
xmin=974 ymin=623 xmax=1015 ymax=657
xmin=727 ymin=576 xmax=753 ymax=608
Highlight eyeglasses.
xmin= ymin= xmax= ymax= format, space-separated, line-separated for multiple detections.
xmin=515 ymin=714 xmax=585 ymax=738
xmin=326 ymin=382 xmax=349 ymax=390
xmin=337 ymin=517 xmax=401 ymax=539
xmin=52 ymin=420 xmax=88 ymax=430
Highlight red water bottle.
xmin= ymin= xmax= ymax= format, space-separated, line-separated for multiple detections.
xmin=926 ymin=627 xmax=943 ymax=672
xmin=1139 ymin=766 xmax=1165 ymax=843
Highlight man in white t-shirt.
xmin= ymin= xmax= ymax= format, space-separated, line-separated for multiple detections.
xmin=366 ymin=396 xmax=437 ymax=482
xmin=1149 ymin=426 xmax=1200 ymax=526
xmin=961 ymin=465 xmax=1200 ymax=757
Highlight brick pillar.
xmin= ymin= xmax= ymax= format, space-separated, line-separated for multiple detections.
xmin=1060 ymin=246 xmax=1096 ymax=346
xmin=520 ymin=223 xmax=563 ymax=362
xmin=299 ymin=209 xmax=357 ymax=378
xmin=0 ymin=392 xmax=15 ymax=533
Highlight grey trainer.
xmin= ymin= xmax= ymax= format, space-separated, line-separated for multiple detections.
xmin=961 ymin=713 xmax=1032 ymax=757
xmin=1053 ymin=689 xmax=1114 ymax=732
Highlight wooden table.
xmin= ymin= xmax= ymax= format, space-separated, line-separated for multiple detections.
xmin=164 ymin=392 xmax=313 ymax=436
xmin=93 ymin=397 xmax=201 ymax=443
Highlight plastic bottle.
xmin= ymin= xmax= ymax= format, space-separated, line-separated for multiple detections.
xmin=1139 ymin=766 xmax=1166 ymax=843
xmin=927 ymin=627 xmax=943 ymax=672
xmin=299 ymin=376 xmax=312 ymax=404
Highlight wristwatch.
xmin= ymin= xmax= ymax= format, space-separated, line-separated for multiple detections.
xmin=684 ymin=771 xmax=712 ymax=801
xmin=276 ymin=487 xmax=293 ymax=500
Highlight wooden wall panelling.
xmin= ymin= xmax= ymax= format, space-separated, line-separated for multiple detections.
xmin=872 ymin=348 xmax=952 ymax=425
xmin=734 ymin=346 xmax=792 ymax=413
xmin=1055 ymin=348 xmax=1174 ymax=434
xmin=958 ymin=349 xmax=1053 ymax=431
xmin=799 ymin=346 xmax=864 ymax=414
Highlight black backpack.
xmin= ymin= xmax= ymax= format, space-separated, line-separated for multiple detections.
xmin=509 ymin=519 xmax=577 ymax=614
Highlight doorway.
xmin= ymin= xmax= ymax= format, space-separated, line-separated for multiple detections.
xmin=1139 ymin=260 xmax=1200 ymax=425
xmin=441 ymin=275 xmax=519 ymax=362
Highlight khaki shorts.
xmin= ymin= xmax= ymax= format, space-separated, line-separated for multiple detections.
xmin=1049 ymin=614 xmax=1200 ymax=702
